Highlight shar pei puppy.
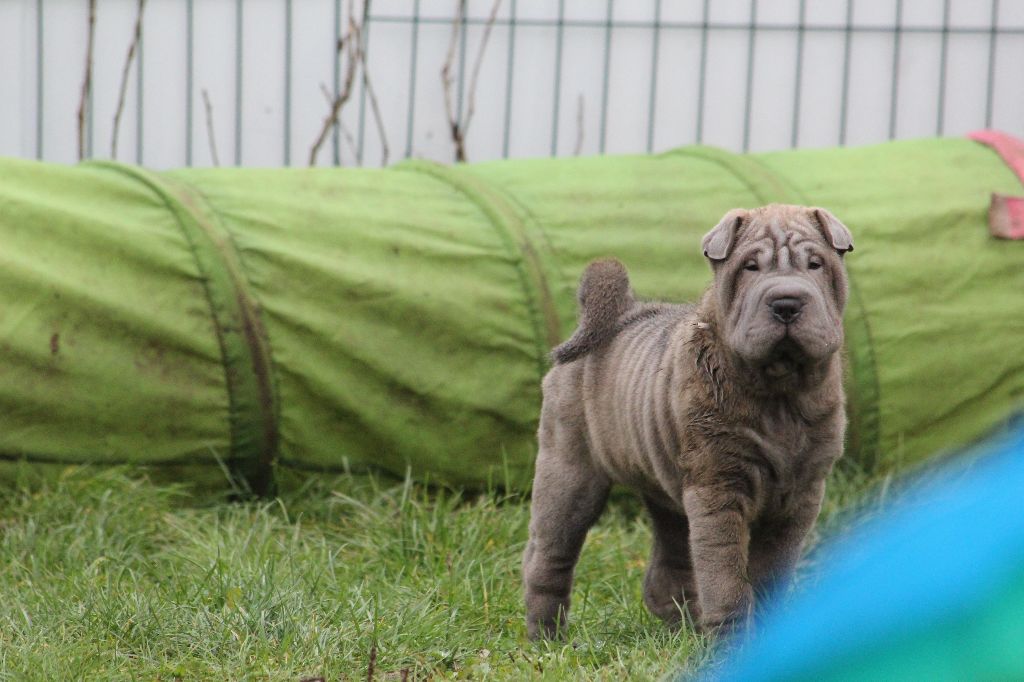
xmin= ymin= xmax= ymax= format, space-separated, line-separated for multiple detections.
xmin=523 ymin=204 xmax=854 ymax=639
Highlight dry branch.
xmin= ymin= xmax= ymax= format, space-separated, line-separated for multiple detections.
xmin=440 ymin=0 xmax=502 ymax=163
xmin=309 ymin=27 xmax=358 ymax=166
xmin=462 ymin=0 xmax=502 ymax=140
xmin=201 ymin=89 xmax=221 ymax=166
xmin=111 ymin=0 xmax=147 ymax=159
xmin=308 ymin=0 xmax=369 ymax=167
xmin=440 ymin=1 xmax=463 ymax=159
xmin=319 ymin=83 xmax=359 ymax=162
xmin=77 ymin=0 xmax=97 ymax=161
xmin=358 ymin=54 xmax=390 ymax=167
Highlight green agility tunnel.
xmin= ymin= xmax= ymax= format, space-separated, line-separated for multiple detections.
xmin=1 ymin=135 xmax=1023 ymax=493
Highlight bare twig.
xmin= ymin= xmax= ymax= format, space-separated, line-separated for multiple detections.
xmin=441 ymin=0 xmax=502 ymax=162
xmin=319 ymin=83 xmax=359 ymax=162
xmin=111 ymin=0 xmax=147 ymax=159
xmin=462 ymin=0 xmax=501 ymax=140
xmin=77 ymin=0 xmax=97 ymax=160
xmin=308 ymin=0 xmax=369 ymax=166
xmin=573 ymin=93 xmax=584 ymax=156
xmin=201 ymin=89 xmax=221 ymax=166
xmin=309 ymin=34 xmax=357 ymax=166
xmin=358 ymin=54 xmax=390 ymax=166
xmin=440 ymin=0 xmax=463 ymax=158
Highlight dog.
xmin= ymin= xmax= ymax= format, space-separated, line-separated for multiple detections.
xmin=522 ymin=204 xmax=853 ymax=638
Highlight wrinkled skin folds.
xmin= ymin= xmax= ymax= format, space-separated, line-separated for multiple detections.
xmin=524 ymin=204 xmax=852 ymax=639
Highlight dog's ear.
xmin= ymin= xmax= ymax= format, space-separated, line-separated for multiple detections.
xmin=702 ymin=209 xmax=747 ymax=261
xmin=812 ymin=208 xmax=854 ymax=255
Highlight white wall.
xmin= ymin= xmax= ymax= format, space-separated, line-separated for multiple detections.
xmin=2 ymin=0 xmax=1023 ymax=168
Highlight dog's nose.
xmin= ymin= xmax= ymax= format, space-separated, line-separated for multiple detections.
xmin=770 ymin=297 xmax=804 ymax=324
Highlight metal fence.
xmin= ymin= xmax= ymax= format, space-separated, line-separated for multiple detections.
xmin=1 ymin=0 xmax=1022 ymax=168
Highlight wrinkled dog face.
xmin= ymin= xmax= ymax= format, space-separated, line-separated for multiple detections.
xmin=702 ymin=205 xmax=853 ymax=374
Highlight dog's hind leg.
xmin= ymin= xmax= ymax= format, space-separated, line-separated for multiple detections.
xmin=642 ymin=496 xmax=700 ymax=627
xmin=523 ymin=422 xmax=610 ymax=640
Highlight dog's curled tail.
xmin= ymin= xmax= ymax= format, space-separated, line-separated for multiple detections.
xmin=551 ymin=258 xmax=634 ymax=365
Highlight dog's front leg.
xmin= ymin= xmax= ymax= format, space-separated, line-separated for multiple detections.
xmin=748 ymin=479 xmax=826 ymax=597
xmin=683 ymin=486 xmax=754 ymax=634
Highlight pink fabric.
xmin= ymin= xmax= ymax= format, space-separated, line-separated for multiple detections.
xmin=969 ymin=130 xmax=1024 ymax=179
xmin=968 ymin=130 xmax=1024 ymax=240
xmin=987 ymin=194 xmax=1024 ymax=240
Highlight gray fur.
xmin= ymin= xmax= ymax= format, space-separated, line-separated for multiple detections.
xmin=523 ymin=204 xmax=853 ymax=639
xmin=702 ymin=208 xmax=747 ymax=261
xmin=551 ymin=258 xmax=635 ymax=364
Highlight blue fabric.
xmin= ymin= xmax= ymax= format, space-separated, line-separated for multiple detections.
xmin=710 ymin=422 xmax=1024 ymax=681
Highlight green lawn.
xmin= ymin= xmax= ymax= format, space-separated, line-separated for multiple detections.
xmin=0 ymin=463 xmax=889 ymax=680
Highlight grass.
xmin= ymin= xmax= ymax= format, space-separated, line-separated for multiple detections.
xmin=0 ymin=461 xmax=891 ymax=681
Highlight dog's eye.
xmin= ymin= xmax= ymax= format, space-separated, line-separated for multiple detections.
xmin=743 ymin=261 xmax=759 ymax=272
xmin=808 ymin=260 xmax=822 ymax=270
